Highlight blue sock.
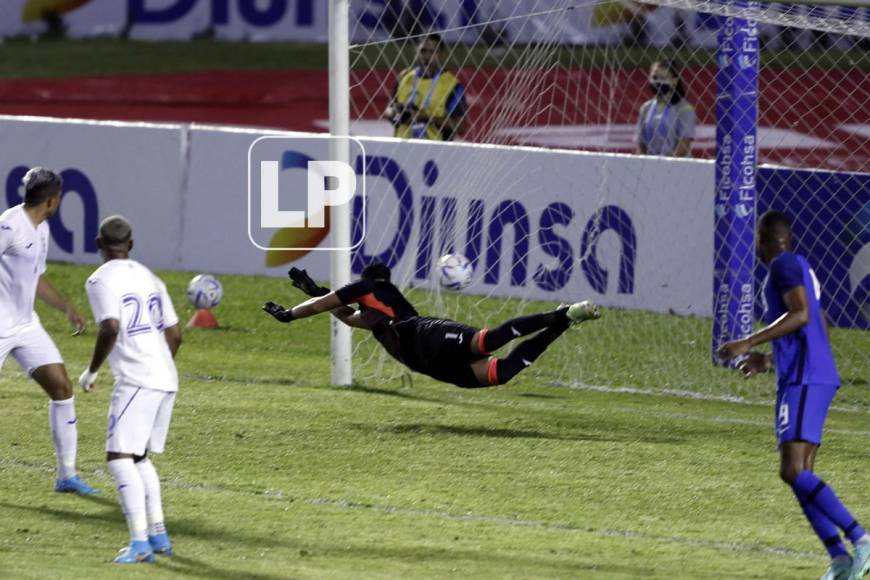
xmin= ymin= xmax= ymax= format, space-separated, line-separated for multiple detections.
xmin=793 ymin=470 xmax=866 ymax=544
xmin=798 ymin=500 xmax=849 ymax=558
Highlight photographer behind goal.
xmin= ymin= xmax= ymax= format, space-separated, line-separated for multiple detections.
xmin=382 ymin=33 xmax=467 ymax=141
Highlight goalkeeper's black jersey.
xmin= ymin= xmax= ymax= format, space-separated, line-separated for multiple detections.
xmin=335 ymin=279 xmax=419 ymax=362
xmin=334 ymin=279 xmax=482 ymax=388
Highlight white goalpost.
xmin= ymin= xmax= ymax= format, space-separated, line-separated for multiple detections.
xmin=329 ymin=0 xmax=353 ymax=386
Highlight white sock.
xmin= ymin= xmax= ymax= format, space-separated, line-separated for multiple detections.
xmin=857 ymin=534 xmax=870 ymax=546
xmin=107 ymin=459 xmax=148 ymax=543
xmin=833 ymin=554 xmax=852 ymax=565
xmin=136 ymin=459 xmax=166 ymax=536
xmin=48 ymin=397 xmax=77 ymax=480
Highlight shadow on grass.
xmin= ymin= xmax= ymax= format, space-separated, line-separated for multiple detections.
xmin=0 ymin=502 xmax=658 ymax=577
xmin=514 ymin=392 xmax=564 ymax=399
xmin=325 ymin=382 xmax=444 ymax=404
xmin=158 ymin=541 xmax=659 ymax=579
xmin=156 ymin=554 xmax=290 ymax=580
xmin=0 ymin=498 xmax=119 ymax=525
xmin=181 ymin=373 xmax=298 ymax=388
xmin=370 ymin=422 xmax=684 ymax=444
xmin=183 ymin=325 xmax=254 ymax=334
xmin=842 ymin=376 xmax=869 ymax=387
xmin=0 ymin=501 xmax=300 ymax=552
xmin=77 ymin=494 xmax=118 ymax=508
xmin=336 ymin=380 xmax=565 ymax=409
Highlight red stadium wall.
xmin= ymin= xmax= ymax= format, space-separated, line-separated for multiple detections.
xmin=0 ymin=66 xmax=866 ymax=172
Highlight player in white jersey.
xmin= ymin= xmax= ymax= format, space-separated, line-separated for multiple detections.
xmin=79 ymin=215 xmax=182 ymax=564
xmin=0 ymin=167 xmax=96 ymax=495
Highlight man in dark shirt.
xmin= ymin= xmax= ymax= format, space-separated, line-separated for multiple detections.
xmin=263 ymin=263 xmax=599 ymax=389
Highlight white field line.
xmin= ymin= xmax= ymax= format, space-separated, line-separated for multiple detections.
xmin=549 ymin=381 xmax=870 ymax=416
xmin=641 ymin=409 xmax=870 ymax=438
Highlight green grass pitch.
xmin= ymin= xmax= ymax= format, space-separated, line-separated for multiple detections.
xmin=1 ymin=262 xmax=869 ymax=578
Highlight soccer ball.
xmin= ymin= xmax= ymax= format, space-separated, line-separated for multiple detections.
xmin=187 ymin=274 xmax=223 ymax=310
xmin=437 ymin=253 xmax=473 ymax=290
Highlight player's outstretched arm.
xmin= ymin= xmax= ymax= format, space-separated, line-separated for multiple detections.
xmin=294 ymin=293 xmax=343 ymax=318
xmin=79 ymin=319 xmax=119 ymax=392
xmin=288 ymin=268 xmax=359 ymax=322
xmin=36 ymin=276 xmax=86 ymax=335
xmin=331 ymin=308 xmax=371 ymax=330
xmin=263 ymin=292 xmax=343 ymax=323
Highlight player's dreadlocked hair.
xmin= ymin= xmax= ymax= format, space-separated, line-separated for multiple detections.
xmin=361 ymin=262 xmax=391 ymax=282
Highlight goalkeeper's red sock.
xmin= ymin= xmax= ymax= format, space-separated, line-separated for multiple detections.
xmin=488 ymin=323 xmax=569 ymax=385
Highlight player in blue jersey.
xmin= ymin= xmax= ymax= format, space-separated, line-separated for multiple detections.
xmin=720 ymin=211 xmax=870 ymax=580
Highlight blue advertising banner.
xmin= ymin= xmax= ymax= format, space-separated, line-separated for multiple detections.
xmin=757 ymin=168 xmax=870 ymax=330
xmin=712 ymin=2 xmax=760 ymax=364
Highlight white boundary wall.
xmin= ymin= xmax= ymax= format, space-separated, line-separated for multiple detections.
xmin=0 ymin=115 xmax=714 ymax=316
xmin=0 ymin=0 xmax=740 ymax=48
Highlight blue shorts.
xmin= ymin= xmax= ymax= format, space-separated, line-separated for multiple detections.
xmin=775 ymin=384 xmax=838 ymax=446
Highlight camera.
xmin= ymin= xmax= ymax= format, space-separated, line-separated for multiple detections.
xmin=390 ymin=103 xmax=418 ymax=127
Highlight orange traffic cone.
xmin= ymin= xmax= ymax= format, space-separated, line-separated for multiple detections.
xmin=187 ymin=308 xmax=219 ymax=329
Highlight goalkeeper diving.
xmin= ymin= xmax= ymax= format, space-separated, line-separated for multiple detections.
xmin=262 ymin=263 xmax=600 ymax=388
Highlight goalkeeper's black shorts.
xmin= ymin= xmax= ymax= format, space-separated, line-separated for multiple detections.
xmin=395 ymin=317 xmax=487 ymax=389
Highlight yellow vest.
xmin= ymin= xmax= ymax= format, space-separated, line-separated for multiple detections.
xmin=394 ymin=68 xmax=460 ymax=141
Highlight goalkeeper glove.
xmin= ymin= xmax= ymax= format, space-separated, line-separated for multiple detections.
xmin=262 ymin=302 xmax=295 ymax=323
xmin=288 ymin=267 xmax=329 ymax=297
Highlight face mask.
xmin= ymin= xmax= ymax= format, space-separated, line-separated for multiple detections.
xmin=649 ymin=80 xmax=674 ymax=96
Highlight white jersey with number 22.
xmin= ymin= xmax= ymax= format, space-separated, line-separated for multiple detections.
xmin=85 ymin=259 xmax=179 ymax=392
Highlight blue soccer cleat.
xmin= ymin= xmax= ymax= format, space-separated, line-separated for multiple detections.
xmin=851 ymin=542 xmax=870 ymax=580
xmin=113 ymin=541 xmax=155 ymax=564
xmin=54 ymin=475 xmax=98 ymax=495
xmin=148 ymin=533 xmax=173 ymax=556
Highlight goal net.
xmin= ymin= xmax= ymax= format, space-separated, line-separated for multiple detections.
xmin=342 ymin=0 xmax=870 ymax=398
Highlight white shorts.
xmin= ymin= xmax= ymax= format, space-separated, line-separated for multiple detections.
xmin=0 ymin=322 xmax=64 ymax=377
xmin=106 ymin=384 xmax=176 ymax=456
